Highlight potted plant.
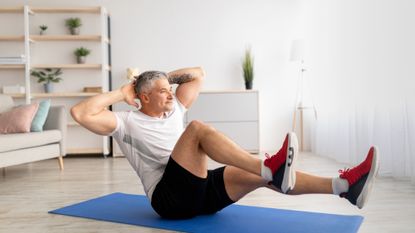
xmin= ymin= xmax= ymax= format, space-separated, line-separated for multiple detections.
xmin=39 ymin=24 xmax=48 ymax=35
xmin=242 ymin=48 xmax=254 ymax=90
xmin=74 ymin=47 xmax=91 ymax=64
xmin=30 ymin=68 xmax=63 ymax=93
xmin=65 ymin=17 xmax=82 ymax=35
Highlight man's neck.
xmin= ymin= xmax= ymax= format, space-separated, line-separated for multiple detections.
xmin=139 ymin=107 xmax=165 ymax=118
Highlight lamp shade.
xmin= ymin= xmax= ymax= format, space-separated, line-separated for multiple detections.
xmin=290 ymin=39 xmax=305 ymax=62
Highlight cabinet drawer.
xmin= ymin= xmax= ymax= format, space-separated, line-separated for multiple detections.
xmin=200 ymin=122 xmax=259 ymax=153
xmin=186 ymin=92 xmax=258 ymax=122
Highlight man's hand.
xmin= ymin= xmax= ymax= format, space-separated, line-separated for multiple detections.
xmin=121 ymin=82 xmax=139 ymax=108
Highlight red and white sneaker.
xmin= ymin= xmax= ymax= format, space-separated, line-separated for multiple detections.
xmin=264 ymin=132 xmax=298 ymax=193
xmin=339 ymin=146 xmax=380 ymax=209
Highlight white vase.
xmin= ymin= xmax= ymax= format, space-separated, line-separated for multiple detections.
xmin=77 ymin=56 xmax=86 ymax=64
xmin=70 ymin=27 xmax=80 ymax=35
xmin=44 ymin=83 xmax=53 ymax=93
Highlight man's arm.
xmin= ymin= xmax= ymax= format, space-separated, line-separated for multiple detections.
xmin=70 ymin=83 xmax=138 ymax=136
xmin=168 ymin=67 xmax=205 ymax=109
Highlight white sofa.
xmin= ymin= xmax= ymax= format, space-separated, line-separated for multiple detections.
xmin=0 ymin=94 xmax=66 ymax=171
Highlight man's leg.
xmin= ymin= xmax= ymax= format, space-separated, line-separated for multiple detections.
xmin=223 ymin=167 xmax=333 ymax=201
xmin=172 ymin=121 xmax=331 ymax=199
xmin=222 ymin=158 xmax=377 ymax=207
xmin=171 ymin=120 xmax=262 ymax=178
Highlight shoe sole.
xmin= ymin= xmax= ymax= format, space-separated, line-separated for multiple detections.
xmin=356 ymin=146 xmax=380 ymax=209
xmin=281 ymin=132 xmax=298 ymax=193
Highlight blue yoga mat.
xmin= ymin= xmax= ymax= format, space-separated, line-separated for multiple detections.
xmin=49 ymin=192 xmax=363 ymax=233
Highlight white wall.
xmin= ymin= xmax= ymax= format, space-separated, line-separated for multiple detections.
xmin=109 ymin=0 xmax=304 ymax=152
xmin=1 ymin=0 xmax=303 ymax=152
xmin=302 ymin=0 xmax=415 ymax=179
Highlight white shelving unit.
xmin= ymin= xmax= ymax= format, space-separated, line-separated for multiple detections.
xmin=0 ymin=5 xmax=112 ymax=155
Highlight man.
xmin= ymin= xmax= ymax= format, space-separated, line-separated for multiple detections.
xmin=71 ymin=67 xmax=379 ymax=219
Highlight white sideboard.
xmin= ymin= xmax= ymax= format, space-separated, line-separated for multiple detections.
xmin=112 ymin=90 xmax=259 ymax=156
xmin=185 ymin=90 xmax=259 ymax=153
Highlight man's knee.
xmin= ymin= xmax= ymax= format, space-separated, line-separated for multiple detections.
xmin=187 ymin=120 xmax=214 ymax=134
xmin=187 ymin=120 xmax=205 ymax=132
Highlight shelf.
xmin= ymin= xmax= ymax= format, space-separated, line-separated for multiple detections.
xmin=0 ymin=34 xmax=109 ymax=44
xmin=7 ymin=93 xmax=25 ymax=98
xmin=30 ymin=35 xmax=109 ymax=42
xmin=0 ymin=64 xmax=25 ymax=69
xmin=8 ymin=92 xmax=101 ymax=98
xmin=0 ymin=6 xmax=33 ymax=14
xmin=0 ymin=35 xmax=24 ymax=41
xmin=0 ymin=64 xmax=108 ymax=70
xmin=0 ymin=7 xmax=23 ymax=13
xmin=30 ymin=7 xmax=101 ymax=14
xmin=67 ymin=147 xmax=103 ymax=154
xmin=33 ymin=92 xmax=101 ymax=97
xmin=31 ymin=64 xmax=108 ymax=70
xmin=0 ymin=35 xmax=33 ymax=43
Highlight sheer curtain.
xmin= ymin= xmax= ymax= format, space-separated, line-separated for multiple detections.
xmin=311 ymin=90 xmax=415 ymax=183
xmin=302 ymin=0 xmax=415 ymax=183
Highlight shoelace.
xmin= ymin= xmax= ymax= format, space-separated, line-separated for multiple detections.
xmin=339 ymin=167 xmax=364 ymax=185
xmin=264 ymin=153 xmax=275 ymax=169
xmin=264 ymin=152 xmax=279 ymax=164
xmin=264 ymin=151 xmax=285 ymax=174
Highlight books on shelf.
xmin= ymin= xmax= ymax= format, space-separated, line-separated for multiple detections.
xmin=83 ymin=86 xmax=102 ymax=93
xmin=2 ymin=85 xmax=25 ymax=94
xmin=0 ymin=55 xmax=26 ymax=64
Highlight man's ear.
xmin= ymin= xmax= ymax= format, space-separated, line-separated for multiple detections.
xmin=139 ymin=93 xmax=150 ymax=104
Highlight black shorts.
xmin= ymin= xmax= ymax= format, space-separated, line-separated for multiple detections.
xmin=151 ymin=157 xmax=234 ymax=219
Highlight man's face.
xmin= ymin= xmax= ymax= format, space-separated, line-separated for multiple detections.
xmin=146 ymin=78 xmax=174 ymax=112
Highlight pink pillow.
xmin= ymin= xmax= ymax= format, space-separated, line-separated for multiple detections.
xmin=0 ymin=103 xmax=39 ymax=134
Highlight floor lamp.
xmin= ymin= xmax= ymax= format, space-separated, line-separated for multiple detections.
xmin=290 ymin=40 xmax=317 ymax=151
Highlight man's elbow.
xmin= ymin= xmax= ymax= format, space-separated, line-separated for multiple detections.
xmin=197 ymin=67 xmax=206 ymax=80
xmin=70 ymin=105 xmax=83 ymax=123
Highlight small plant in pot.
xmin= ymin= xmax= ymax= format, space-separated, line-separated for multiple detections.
xmin=65 ymin=17 xmax=82 ymax=35
xmin=74 ymin=47 xmax=91 ymax=64
xmin=242 ymin=48 xmax=254 ymax=90
xmin=30 ymin=68 xmax=63 ymax=93
xmin=39 ymin=24 xmax=48 ymax=35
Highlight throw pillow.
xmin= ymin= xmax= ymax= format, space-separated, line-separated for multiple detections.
xmin=0 ymin=102 xmax=39 ymax=134
xmin=31 ymin=99 xmax=51 ymax=132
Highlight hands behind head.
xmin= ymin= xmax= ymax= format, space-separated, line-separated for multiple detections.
xmin=121 ymin=82 xmax=139 ymax=108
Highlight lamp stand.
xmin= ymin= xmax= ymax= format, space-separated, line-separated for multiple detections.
xmin=292 ymin=61 xmax=306 ymax=151
xmin=292 ymin=61 xmax=317 ymax=151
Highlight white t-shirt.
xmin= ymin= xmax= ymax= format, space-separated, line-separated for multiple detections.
xmin=109 ymin=97 xmax=187 ymax=200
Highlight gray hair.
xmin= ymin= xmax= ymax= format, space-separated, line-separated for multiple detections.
xmin=134 ymin=71 xmax=168 ymax=94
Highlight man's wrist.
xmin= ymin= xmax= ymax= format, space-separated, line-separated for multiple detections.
xmin=116 ymin=88 xmax=128 ymax=101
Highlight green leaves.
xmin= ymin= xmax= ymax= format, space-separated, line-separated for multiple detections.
xmin=65 ymin=17 xmax=82 ymax=29
xmin=242 ymin=48 xmax=254 ymax=82
xmin=74 ymin=47 xmax=91 ymax=57
xmin=30 ymin=68 xmax=63 ymax=84
xmin=39 ymin=24 xmax=48 ymax=31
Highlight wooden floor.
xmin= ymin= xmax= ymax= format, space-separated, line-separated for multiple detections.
xmin=1 ymin=152 xmax=414 ymax=233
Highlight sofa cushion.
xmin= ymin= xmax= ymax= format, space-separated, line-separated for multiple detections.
xmin=0 ymin=130 xmax=62 ymax=153
xmin=31 ymin=99 xmax=51 ymax=132
xmin=0 ymin=103 xmax=39 ymax=134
